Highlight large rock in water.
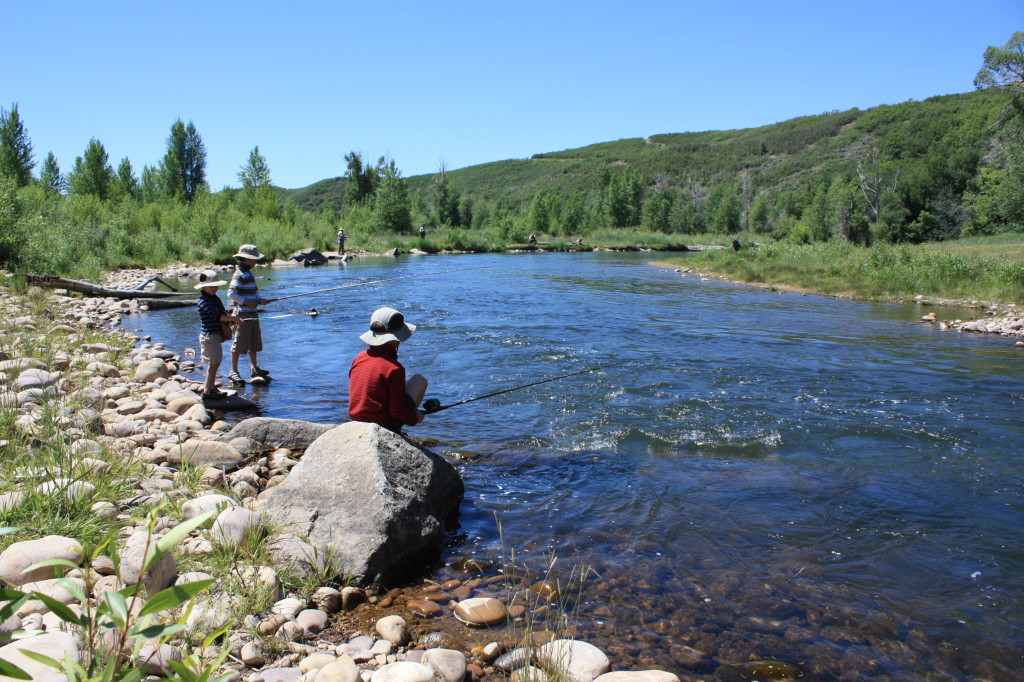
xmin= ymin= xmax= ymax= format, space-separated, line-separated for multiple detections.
xmin=288 ymin=248 xmax=328 ymax=266
xmin=261 ymin=422 xmax=463 ymax=584
xmin=218 ymin=417 xmax=335 ymax=450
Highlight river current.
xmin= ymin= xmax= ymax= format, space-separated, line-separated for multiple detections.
xmin=137 ymin=252 xmax=1023 ymax=680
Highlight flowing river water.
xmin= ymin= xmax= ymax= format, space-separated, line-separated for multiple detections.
xmin=136 ymin=253 xmax=1023 ymax=680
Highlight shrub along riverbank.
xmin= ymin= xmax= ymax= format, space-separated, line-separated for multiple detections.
xmin=673 ymin=234 xmax=1024 ymax=306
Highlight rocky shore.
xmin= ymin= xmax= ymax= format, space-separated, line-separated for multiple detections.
xmin=0 ymin=274 xmax=688 ymax=682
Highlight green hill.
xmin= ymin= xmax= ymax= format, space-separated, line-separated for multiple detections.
xmin=280 ymin=87 xmax=1015 ymax=243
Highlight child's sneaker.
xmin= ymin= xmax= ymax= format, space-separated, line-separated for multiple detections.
xmin=228 ymin=371 xmax=245 ymax=386
xmin=202 ymin=387 xmax=227 ymax=401
xmin=251 ymin=366 xmax=271 ymax=378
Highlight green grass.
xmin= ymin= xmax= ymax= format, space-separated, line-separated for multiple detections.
xmin=674 ymin=234 xmax=1024 ymax=305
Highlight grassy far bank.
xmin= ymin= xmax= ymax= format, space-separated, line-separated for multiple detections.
xmin=671 ymin=233 xmax=1024 ymax=306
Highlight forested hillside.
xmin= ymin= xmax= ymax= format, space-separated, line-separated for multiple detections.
xmin=283 ymin=86 xmax=1019 ymax=244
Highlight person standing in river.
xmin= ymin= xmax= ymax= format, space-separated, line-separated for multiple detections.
xmin=227 ymin=244 xmax=272 ymax=385
xmin=348 ymin=307 xmax=428 ymax=433
xmin=338 ymin=228 xmax=346 ymax=254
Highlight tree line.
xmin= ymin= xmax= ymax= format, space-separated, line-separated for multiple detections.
xmin=1 ymin=33 xmax=1022 ymax=277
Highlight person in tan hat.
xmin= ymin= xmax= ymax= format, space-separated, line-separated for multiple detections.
xmin=195 ymin=271 xmax=242 ymax=400
xmin=227 ymin=244 xmax=272 ymax=384
xmin=348 ymin=307 xmax=428 ymax=433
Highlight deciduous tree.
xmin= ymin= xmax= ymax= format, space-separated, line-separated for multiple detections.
xmin=974 ymin=32 xmax=1024 ymax=92
xmin=238 ymin=146 xmax=277 ymax=216
xmin=0 ymin=103 xmax=34 ymax=187
xmin=372 ymin=159 xmax=411 ymax=231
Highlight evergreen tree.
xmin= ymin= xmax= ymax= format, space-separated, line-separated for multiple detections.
xmin=40 ymin=151 xmax=65 ymax=194
xmin=160 ymin=119 xmax=206 ymax=201
xmin=68 ymin=138 xmax=114 ymax=200
xmin=0 ymin=103 xmax=34 ymax=187
xmin=113 ymin=157 xmax=140 ymax=200
xmin=238 ymin=146 xmax=277 ymax=216
xmin=372 ymin=159 xmax=411 ymax=231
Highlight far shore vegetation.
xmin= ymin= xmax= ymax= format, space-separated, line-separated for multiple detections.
xmin=1 ymin=33 xmax=1022 ymax=305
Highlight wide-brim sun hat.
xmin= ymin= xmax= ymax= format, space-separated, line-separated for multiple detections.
xmin=233 ymin=244 xmax=266 ymax=260
xmin=359 ymin=307 xmax=416 ymax=346
xmin=193 ymin=270 xmax=228 ymax=289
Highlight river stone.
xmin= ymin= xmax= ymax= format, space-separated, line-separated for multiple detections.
xmin=272 ymin=597 xmax=306 ymax=618
xmin=35 ymin=479 xmax=96 ymax=500
xmin=0 ymin=492 xmax=25 ymax=513
xmin=186 ymin=593 xmax=237 ymax=631
xmin=421 ymin=649 xmax=467 ymax=682
xmin=182 ymin=493 xmax=235 ymax=521
xmin=511 ymin=667 xmax=550 ymax=682
xmin=454 ymin=597 xmax=506 ymax=626
xmin=277 ymin=620 xmax=304 ymax=642
xmin=13 ymin=369 xmax=57 ymax=391
xmin=375 ymin=614 xmax=410 ymax=645
xmin=134 ymin=358 xmax=171 ymax=382
xmin=261 ymin=422 xmax=463 ymax=584
xmin=218 ymin=416 xmax=335 ymax=450
xmin=116 ymin=400 xmax=145 ymax=415
xmin=0 ymin=535 xmax=84 ymax=587
xmin=258 ymin=667 xmax=303 ymax=682
xmin=493 ymin=648 xmax=532 ymax=672
xmin=594 ymin=673 xmax=679 ymax=682
xmin=119 ymin=530 xmax=177 ymax=596
xmin=0 ymin=358 xmax=46 ymax=375
xmin=86 ymin=361 xmax=120 ymax=377
xmin=373 ymin=661 xmax=435 ymax=682
xmin=0 ymin=631 xmax=80 ymax=681
xmin=240 ymin=641 xmax=266 ymax=667
xmin=257 ymin=613 xmax=290 ymax=635
xmin=299 ymin=652 xmax=337 ymax=673
xmin=165 ymin=439 xmax=243 ymax=468
xmin=167 ymin=396 xmax=200 ymax=414
xmin=211 ymin=506 xmax=263 ymax=547
xmin=537 ymin=640 xmax=610 ymax=682
xmin=138 ymin=643 xmax=184 ymax=675
xmin=316 ymin=656 xmax=360 ymax=682
xmin=265 ymin=533 xmax=325 ymax=577
xmin=296 ymin=608 xmax=328 ymax=634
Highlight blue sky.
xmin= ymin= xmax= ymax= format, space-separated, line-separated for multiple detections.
xmin=3 ymin=1 xmax=1021 ymax=190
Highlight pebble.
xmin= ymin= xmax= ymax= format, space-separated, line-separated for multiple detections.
xmin=454 ymin=597 xmax=506 ymax=627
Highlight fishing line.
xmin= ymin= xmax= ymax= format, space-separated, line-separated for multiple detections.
xmin=265 ymin=266 xmax=493 ymax=303
xmin=423 ymin=366 xmax=606 ymax=414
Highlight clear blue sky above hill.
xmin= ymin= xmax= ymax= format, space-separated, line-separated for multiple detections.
xmin=4 ymin=1 xmax=1022 ymax=191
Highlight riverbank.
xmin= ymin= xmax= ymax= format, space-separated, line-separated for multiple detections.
xmin=656 ymin=237 xmax=1024 ymax=345
xmin=0 ymin=275 xmax=684 ymax=682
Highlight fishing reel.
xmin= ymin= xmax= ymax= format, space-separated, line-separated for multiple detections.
xmin=423 ymin=398 xmax=442 ymax=414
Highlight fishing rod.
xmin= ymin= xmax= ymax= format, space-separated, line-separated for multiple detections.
xmin=423 ymin=366 xmax=605 ymax=414
xmin=266 ymin=266 xmax=492 ymax=303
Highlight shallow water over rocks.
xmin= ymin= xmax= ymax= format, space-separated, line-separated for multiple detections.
xmin=135 ymin=252 xmax=1024 ymax=680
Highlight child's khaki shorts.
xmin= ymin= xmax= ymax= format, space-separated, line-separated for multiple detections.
xmin=199 ymin=333 xmax=223 ymax=365
xmin=231 ymin=318 xmax=263 ymax=354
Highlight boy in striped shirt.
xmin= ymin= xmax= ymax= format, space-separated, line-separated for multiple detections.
xmin=195 ymin=271 xmax=242 ymax=400
xmin=227 ymin=244 xmax=272 ymax=385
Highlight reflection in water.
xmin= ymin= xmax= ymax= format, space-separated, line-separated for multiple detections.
xmin=136 ymin=253 xmax=1024 ymax=679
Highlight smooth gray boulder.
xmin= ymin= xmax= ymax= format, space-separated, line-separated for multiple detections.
xmin=217 ymin=417 xmax=335 ymax=450
xmin=261 ymin=422 xmax=463 ymax=585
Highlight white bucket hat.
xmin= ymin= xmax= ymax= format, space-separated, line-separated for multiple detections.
xmin=233 ymin=244 xmax=266 ymax=260
xmin=359 ymin=307 xmax=416 ymax=346
xmin=193 ymin=270 xmax=227 ymax=290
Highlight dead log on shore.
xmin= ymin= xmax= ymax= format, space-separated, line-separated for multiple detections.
xmin=27 ymin=275 xmax=197 ymax=300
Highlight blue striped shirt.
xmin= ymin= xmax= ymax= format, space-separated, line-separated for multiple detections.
xmin=197 ymin=292 xmax=227 ymax=335
xmin=228 ymin=265 xmax=260 ymax=319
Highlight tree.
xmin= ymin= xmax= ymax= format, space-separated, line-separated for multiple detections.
xmin=238 ymin=146 xmax=277 ymax=216
xmin=0 ymin=103 xmax=34 ymax=187
xmin=856 ymin=147 xmax=898 ymax=226
xmin=974 ymin=32 xmax=1024 ymax=92
xmin=113 ymin=157 xmax=140 ymax=200
xmin=343 ymin=151 xmax=382 ymax=206
xmin=642 ymin=191 xmax=673 ymax=232
xmin=68 ymin=138 xmax=114 ymax=200
xmin=434 ymin=166 xmax=461 ymax=227
xmin=372 ymin=159 xmax=411 ymax=232
xmin=708 ymin=183 xmax=742 ymax=233
xmin=40 ymin=151 xmax=65 ymax=194
xmin=604 ymin=167 xmax=644 ymax=227
xmin=160 ymin=119 xmax=206 ymax=201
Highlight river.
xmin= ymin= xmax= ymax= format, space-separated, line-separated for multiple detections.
xmin=136 ymin=252 xmax=1023 ymax=680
